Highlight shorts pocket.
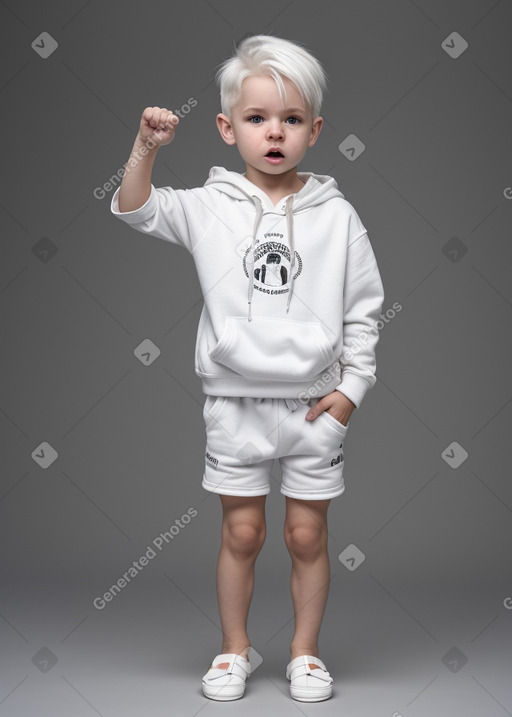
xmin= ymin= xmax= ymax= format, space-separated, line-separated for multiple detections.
xmin=319 ymin=409 xmax=348 ymax=434
xmin=203 ymin=395 xmax=226 ymax=428
xmin=209 ymin=316 xmax=335 ymax=381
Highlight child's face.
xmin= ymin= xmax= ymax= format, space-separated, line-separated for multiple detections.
xmin=216 ymin=74 xmax=323 ymax=182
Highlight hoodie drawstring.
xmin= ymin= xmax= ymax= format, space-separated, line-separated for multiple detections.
xmin=246 ymin=196 xmax=263 ymax=322
xmin=284 ymin=195 xmax=295 ymax=314
xmin=247 ymin=194 xmax=296 ymax=323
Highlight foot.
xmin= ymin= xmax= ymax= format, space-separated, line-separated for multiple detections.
xmin=286 ymin=655 xmax=333 ymax=702
xmin=215 ymin=653 xmax=249 ymax=670
xmin=202 ymin=652 xmax=252 ymax=701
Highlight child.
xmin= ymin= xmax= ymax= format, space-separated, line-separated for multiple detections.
xmin=111 ymin=34 xmax=384 ymax=702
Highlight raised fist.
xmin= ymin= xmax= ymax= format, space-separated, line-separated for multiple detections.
xmin=138 ymin=106 xmax=179 ymax=147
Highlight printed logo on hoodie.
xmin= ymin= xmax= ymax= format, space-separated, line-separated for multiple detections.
xmin=243 ymin=233 xmax=302 ymax=296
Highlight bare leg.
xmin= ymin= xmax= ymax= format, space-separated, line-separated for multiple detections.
xmin=283 ymin=497 xmax=331 ymax=663
xmin=214 ymin=494 xmax=267 ymax=665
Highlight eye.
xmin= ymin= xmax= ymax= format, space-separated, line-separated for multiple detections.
xmin=248 ymin=115 xmax=263 ymax=124
xmin=287 ymin=116 xmax=301 ymax=125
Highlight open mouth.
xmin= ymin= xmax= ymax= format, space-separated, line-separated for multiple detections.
xmin=266 ymin=150 xmax=284 ymax=157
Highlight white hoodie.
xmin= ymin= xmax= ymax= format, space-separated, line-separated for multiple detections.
xmin=111 ymin=166 xmax=385 ymax=408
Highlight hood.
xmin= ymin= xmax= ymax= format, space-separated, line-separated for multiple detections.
xmin=204 ymin=167 xmax=345 ymax=322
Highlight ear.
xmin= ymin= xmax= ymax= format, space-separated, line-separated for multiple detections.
xmin=216 ymin=113 xmax=237 ymax=145
xmin=308 ymin=116 xmax=324 ymax=147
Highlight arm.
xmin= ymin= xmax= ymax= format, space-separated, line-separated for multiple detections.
xmin=306 ymin=231 xmax=385 ymax=428
xmin=336 ymin=231 xmax=385 ymax=408
xmin=118 ymin=107 xmax=179 ymax=213
xmin=111 ymin=106 xmax=220 ymax=252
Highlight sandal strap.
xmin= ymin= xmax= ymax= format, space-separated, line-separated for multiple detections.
xmin=207 ymin=653 xmax=251 ymax=679
xmin=287 ymin=655 xmax=333 ymax=682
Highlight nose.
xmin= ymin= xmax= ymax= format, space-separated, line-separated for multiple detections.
xmin=266 ymin=119 xmax=284 ymax=140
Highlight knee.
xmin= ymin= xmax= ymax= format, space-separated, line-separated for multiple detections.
xmin=224 ymin=521 xmax=266 ymax=558
xmin=284 ymin=525 xmax=326 ymax=561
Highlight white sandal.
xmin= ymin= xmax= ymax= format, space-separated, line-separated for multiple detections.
xmin=202 ymin=653 xmax=251 ymax=700
xmin=285 ymin=655 xmax=333 ymax=701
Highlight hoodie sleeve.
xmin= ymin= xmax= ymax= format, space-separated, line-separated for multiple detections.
xmin=335 ymin=230 xmax=385 ymax=409
xmin=110 ymin=183 xmax=220 ymax=253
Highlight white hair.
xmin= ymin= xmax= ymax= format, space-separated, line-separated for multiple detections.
xmin=215 ymin=34 xmax=327 ymax=120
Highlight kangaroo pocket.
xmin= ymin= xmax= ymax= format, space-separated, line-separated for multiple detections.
xmin=208 ymin=316 xmax=335 ymax=381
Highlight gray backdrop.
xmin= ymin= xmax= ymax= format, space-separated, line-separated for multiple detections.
xmin=1 ymin=1 xmax=511 ymax=715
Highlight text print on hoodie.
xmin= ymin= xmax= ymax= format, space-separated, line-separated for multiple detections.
xmin=111 ymin=166 xmax=385 ymax=408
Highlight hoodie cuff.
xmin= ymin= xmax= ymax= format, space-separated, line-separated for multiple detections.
xmin=110 ymin=184 xmax=157 ymax=224
xmin=335 ymin=373 xmax=372 ymax=409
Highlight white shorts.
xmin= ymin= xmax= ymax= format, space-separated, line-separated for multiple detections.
xmin=202 ymin=395 xmax=349 ymax=501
